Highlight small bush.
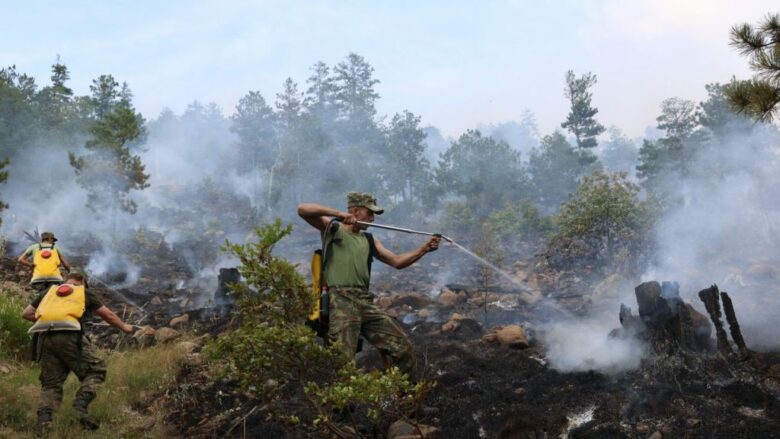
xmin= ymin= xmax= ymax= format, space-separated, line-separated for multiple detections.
xmin=546 ymin=171 xmax=657 ymax=275
xmin=0 ymin=292 xmax=31 ymax=361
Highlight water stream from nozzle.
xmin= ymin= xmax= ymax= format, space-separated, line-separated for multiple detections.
xmin=447 ymin=240 xmax=532 ymax=292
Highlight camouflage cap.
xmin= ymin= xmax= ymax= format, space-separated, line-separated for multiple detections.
xmin=347 ymin=192 xmax=384 ymax=215
xmin=41 ymin=232 xmax=58 ymax=242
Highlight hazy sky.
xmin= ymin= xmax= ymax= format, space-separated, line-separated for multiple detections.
xmin=3 ymin=1 xmax=776 ymax=139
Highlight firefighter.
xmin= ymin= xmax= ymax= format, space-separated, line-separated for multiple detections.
xmin=298 ymin=192 xmax=440 ymax=381
xmin=17 ymin=231 xmax=72 ymax=294
xmin=21 ymin=272 xmax=136 ymax=432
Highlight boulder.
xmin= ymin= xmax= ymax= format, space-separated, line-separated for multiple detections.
xmin=169 ymin=313 xmax=190 ymax=328
xmin=483 ymin=325 xmax=529 ymax=349
xmin=417 ymin=308 xmax=435 ymax=319
xmin=392 ymin=293 xmax=432 ymax=309
xmin=176 ymin=341 xmax=199 ymax=355
xmin=441 ymin=313 xmax=465 ymax=332
xmin=376 ymin=296 xmax=393 ymax=309
xmin=518 ymin=289 xmax=543 ymax=304
xmin=133 ymin=326 xmax=157 ymax=347
xmin=154 ymin=327 xmax=181 ymax=344
xmin=437 ymin=288 xmax=466 ymax=308
xmin=388 ymin=420 xmax=440 ymax=439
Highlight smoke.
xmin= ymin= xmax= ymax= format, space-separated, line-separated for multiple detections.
xmin=539 ymin=312 xmax=647 ymax=374
xmin=644 ymin=122 xmax=780 ymax=349
xmin=86 ymin=247 xmax=141 ymax=288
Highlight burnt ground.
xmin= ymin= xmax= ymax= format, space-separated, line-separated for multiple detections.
xmin=161 ymin=314 xmax=780 ymax=439
xmin=4 ymin=234 xmax=780 ymax=438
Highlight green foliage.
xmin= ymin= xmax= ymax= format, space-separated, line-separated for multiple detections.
xmin=0 ymin=292 xmax=31 ymax=361
xmin=547 ymin=172 xmax=656 ymax=275
xmin=726 ymin=13 xmax=780 ymax=122
xmin=528 ymin=131 xmax=582 ymax=210
xmin=600 ymin=127 xmax=638 ymax=174
xmin=561 ymin=70 xmax=605 ymax=155
xmin=486 ymin=200 xmax=555 ymax=244
xmin=231 ymin=90 xmax=277 ymax=175
xmin=384 ymin=110 xmax=431 ymax=209
xmin=69 ymin=104 xmax=149 ymax=214
xmin=436 ymin=130 xmax=528 ymax=213
xmin=211 ymin=220 xmax=425 ymax=437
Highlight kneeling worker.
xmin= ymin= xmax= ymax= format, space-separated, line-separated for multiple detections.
xmin=21 ymin=272 xmax=136 ymax=431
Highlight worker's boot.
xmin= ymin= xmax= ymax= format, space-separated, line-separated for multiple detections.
xmin=36 ymin=407 xmax=54 ymax=435
xmin=72 ymin=391 xmax=99 ymax=430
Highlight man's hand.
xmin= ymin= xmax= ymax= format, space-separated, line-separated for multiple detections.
xmin=423 ymin=235 xmax=441 ymax=253
xmin=340 ymin=211 xmax=357 ymax=225
xmin=121 ymin=323 xmax=135 ymax=334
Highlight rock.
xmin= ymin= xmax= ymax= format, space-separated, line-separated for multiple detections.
xmin=483 ymin=325 xmax=529 ymax=349
xmin=154 ymin=327 xmax=181 ymax=344
xmin=518 ymin=290 xmax=543 ymax=304
xmin=513 ymin=387 xmax=526 ymax=396
xmin=150 ymin=296 xmax=162 ymax=306
xmin=388 ymin=420 xmax=440 ymax=439
xmin=686 ymin=418 xmax=701 ymax=428
xmin=635 ymin=423 xmax=649 ymax=434
xmin=437 ymin=288 xmax=466 ymax=308
xmin=176 ymin=341 xmax=199 ymax=354
xmin=376 ymin=296 xmax=393 ymax=309
xmin=133 ymin=326 xmax=157 ymax=347
xmin=0 ymin=363 xmax=11 ymax=374
xmin=417 ymin=308 xmax=435 ymax=319
xmin=392 ymin=293 xmax=432 ymax=309
xmin=470 ymin=291 xmax=501 ymax=303
xmin=441 ymin=313 xmax=465 ymax=332
xmin=169 ymin=314 xmax=190 ymax=328
xmin=182 ymin=353 xmax=203 ymax=367
xmin=648 ymin=432 xmax=663 ymax=439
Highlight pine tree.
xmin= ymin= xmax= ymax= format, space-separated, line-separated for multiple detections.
xmin=332 ymin=53 xmax=380 ymax=120
xmin=385 ymin=110 xmax=430 ymax=205
xmin=231 ymin=91 xmax=277 ymax=175
xmin=527 ymin=131 xmax=581 ymax=210
xmin=561 ymin=70 xmax=605 ymax=163
xmin=725 ymin=13 xmax=780 ymax=122
xmin=69 ymin=103 xmax=149 ymax=214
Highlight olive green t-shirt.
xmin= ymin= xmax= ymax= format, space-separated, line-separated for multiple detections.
xmin=322 ymin=223 xmax=371 ymax=289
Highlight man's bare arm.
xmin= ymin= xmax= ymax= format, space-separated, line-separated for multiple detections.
xmin=21 ymin=305 xmax=36 ymax=322
xmin=297 ymin=203 xmax=354 ymax=231
xmin=17 ymin=252 xmax=32 ymax=267
xmin=374 ymin=235 xmax=440 ymax=269
xmin=59 ymin=254 xmax=71 ymax=272
xmin=94 ymin=306 xmax=134 ymax=334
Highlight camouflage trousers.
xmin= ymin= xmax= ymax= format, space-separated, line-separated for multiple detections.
xmin=32 ymin=280 xmax=61 ymax=295
xmin=36 ymin=332 xmax=107 ymax=420
xmin=328 ymin=288 xmax=416 ymax=381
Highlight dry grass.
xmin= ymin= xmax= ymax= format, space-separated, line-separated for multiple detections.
xmin=0 ymin=340 xmax=191 ymax=438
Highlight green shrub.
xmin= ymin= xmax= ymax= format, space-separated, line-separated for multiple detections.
xmin=209 ymin=219 xmax=428 ymax=438
xmin=546 ymin=171 xmax=657 ymax=275
xmin=0 ymin=292 xmax=31 ymax=361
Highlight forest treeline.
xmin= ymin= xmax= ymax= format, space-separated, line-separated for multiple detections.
xmin=1 ymin=12 xmax=780 ymax=276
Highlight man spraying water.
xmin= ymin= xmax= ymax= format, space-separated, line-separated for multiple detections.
xmin=298 ymin=192 xmax=440 ymax=380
